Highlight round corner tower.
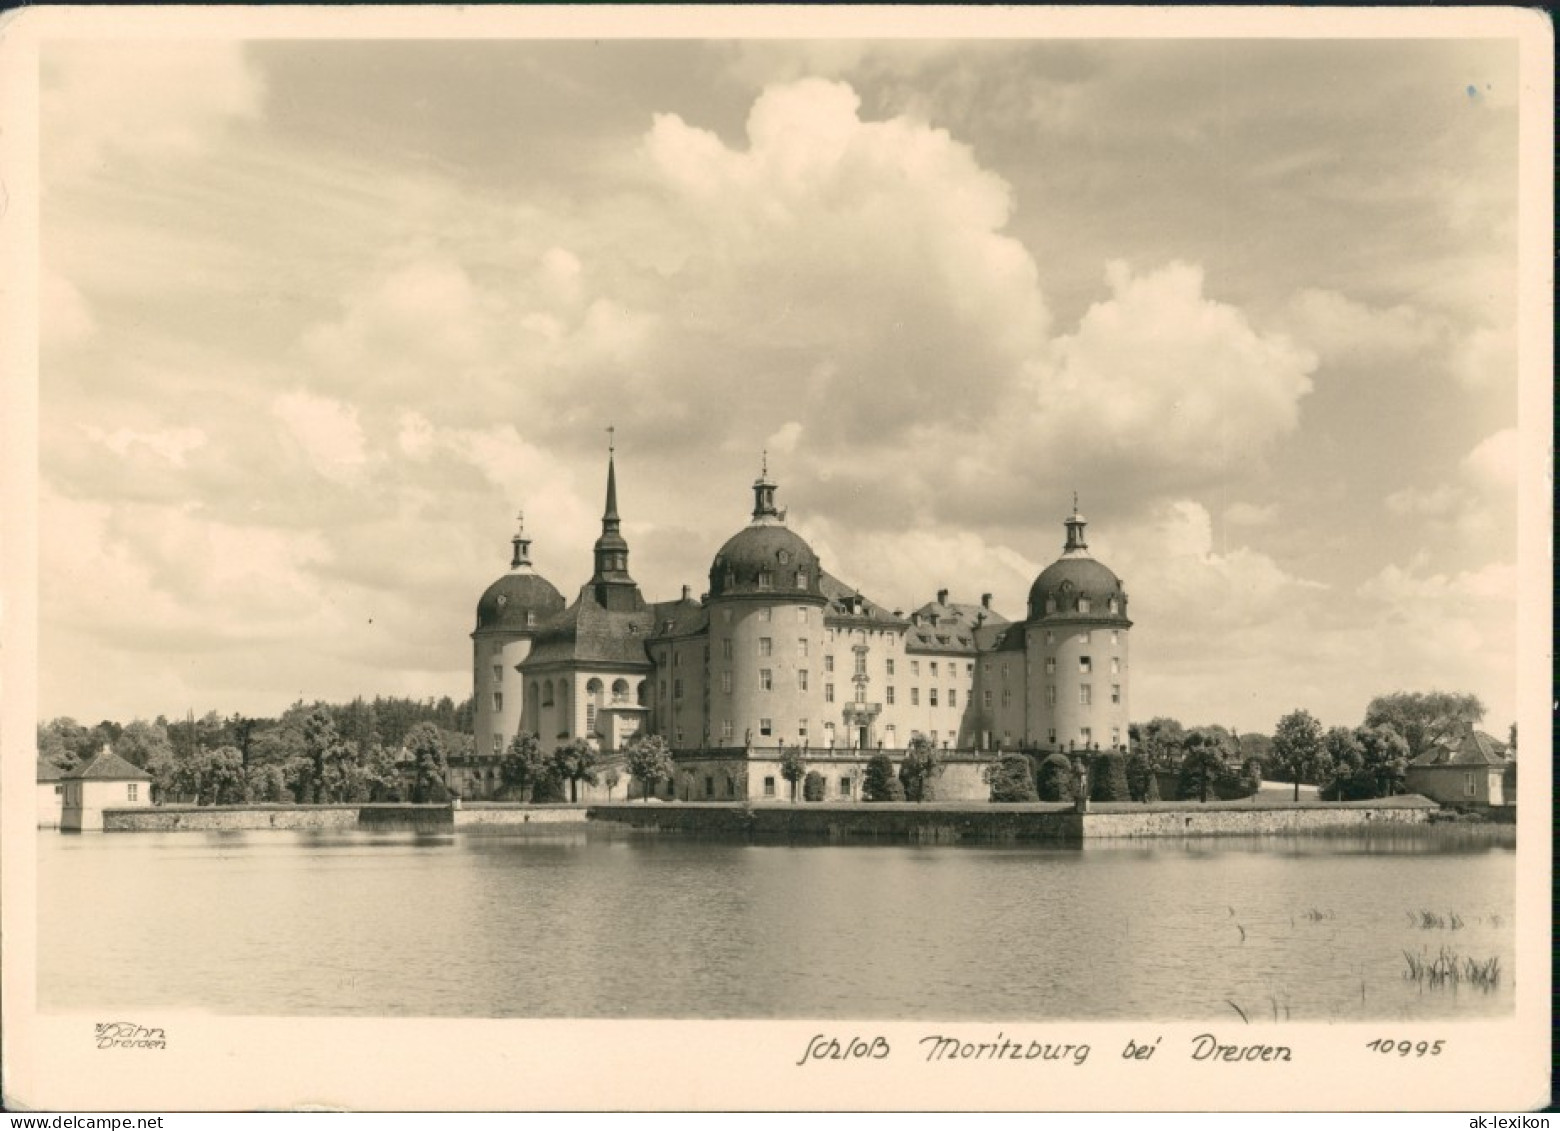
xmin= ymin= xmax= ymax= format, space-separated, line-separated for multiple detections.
xmin=1023 ymin=502 xmax=1132 ymax=754
xmin=471 ymin=513 xmax=566 ymax=758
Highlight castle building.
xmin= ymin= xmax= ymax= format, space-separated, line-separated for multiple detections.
xmin=463 ymin=449 xmax=1132 ymax=802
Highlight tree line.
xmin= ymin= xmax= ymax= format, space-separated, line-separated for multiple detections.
xmin=37 ymin=696 xmax=476 ymax=805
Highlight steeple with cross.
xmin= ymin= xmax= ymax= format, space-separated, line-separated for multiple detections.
xmin=751 ymin=449 xmax=780 ymax=523
xmin=510 ymin=508 xmax=533 ymax=570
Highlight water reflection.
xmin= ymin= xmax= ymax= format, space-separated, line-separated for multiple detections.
xmin=39 ymin=827 xmax=1514 ymax=1021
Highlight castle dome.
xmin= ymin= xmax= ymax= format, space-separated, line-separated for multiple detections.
xmin=473 ymin=512 xmax=566 ymax=634
xmin=708 ymin=462 xmax=826 ymax=603
xmin=1026 ymin=504 xmax=1130 ymax=624
xmin=475 ymin=571 xmax=566 ymax=633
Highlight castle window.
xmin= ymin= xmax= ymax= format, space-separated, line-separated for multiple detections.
xmin=825 ymin=722 xmax=836 ymax=744
xmin=825 ymin=655 xmax=834 ymax=673
xmin=1111 ymin=630 xmax=1120 ymax=645
xmin=1048 ymin=728 xmax=1057 ymax=744
xmin=825 ymin=683 xmax=835 ymax=703
xmin=759 ymin=607 xmax=771 ymax=622
xmin=1002 ymin=688 xmax=1011 ymax=707
xmin=494 ymin=733 xmax=504 ymax=756
xmin=1045 ymin=657 xmax=1056 ymax=674
xmin=854 ymin=652 xmax=867 ymax=677
xmin=911 ymin=661 xmax=920 ymax=677
xmin=1111 ymin=684 xmax=1121 ymax=704
xmin=1079 ymin=656 xmax=1092 ymax=673
xmin=659 ymin=680 xmax=666 ymax=701
xmin=838 ymin=777 xmax=851 ymax=797
xmin=757 ymin=571 xmax=774 ymax=590
xmin=1080 ymin=684 xmax=1092 ymax=706
xmin=1108 ymin=598 xmax=1119 ymax=615
xmin=795 ymin=570 xmax=808 ymax=588
xmin=930 ymin=661 xmax=939 ymax=677
xmin=798 ymin=608 xmax=808 ymax=623
xmin=722 ymin=639 xmax=733 ymax=659
xmin=1111 ymin=727 xmax=1122 ymax=747
xmin=673 ymin=679 xmax=683 ymax=701
xmin=704 ymin=776 xmax=714 ymax=798
xmin=721 ymin=671 xmax=732 ymax=694
xmin=492 ymin=692 xmax=503 ymax=711
xmin=1046 ymin=597 xmax=1057 ymax=614
xmin=1079 ymin=597 xmax=1091 ymax=614
xmin=759 ymin=637 xmax=772 ymax=657
xmin=764 ymin=776 xmax=776 ymax=797
xmin=797 ymin=638 xmax=808 ymax=657
xmin=886 ymin=686 xmax=895 ymax=705
xmin=983 ymin=690 xmax=992 ymax=709
xmin=1001 ymin=663 xmax=1010 ymax=681
xmin=673 ymin=651 xmax=681 ymax=668
xmin=760 ymin=719 xmax=773 ymax=737
xmin=492 ymin=664 xmax=503 ymax=683
xmin=613 ymin=678 xmax=630 ymax=703
xmin=127 ymin=784 xmax=138 ymax=802
xmin=885 ymin=725 xmax=896 ymax=746
xmin=798 ymin=719 xmax=808 ymax=739
xmin=760 ymin=669 xmax=773 ymax=691
xmin=1111 ymin=657 xmax=1120 ymax=675
xmin=798 ymin=670 xmax=809 ymax=691
xmin=721 ymin=720 xmax=733 ymax=740
xmin=727 ymin=777 xmax=736 ymax=798
xmin=1046 ymin=686 xmax=1056 ymax=707
xmin=930 ymin=689 xmax=939 ymax=707
xmin=526 ymin=610 xmax=537 ymax=626
xmin=949 ymin=689 xmax=957 ymax=709
xmin=1080 ymin=727 xmax=1093 ymax=745
xmin=911 ymin=688 xmax=920 ymax=706
xmin=854 ymin=684 xmax=866 ymax=704
xmin=886 ymin=659 xmax=895 ymax=676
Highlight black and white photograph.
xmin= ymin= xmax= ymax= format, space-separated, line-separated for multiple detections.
xmin=2 ymin=5 xmax=1550 ymax=1114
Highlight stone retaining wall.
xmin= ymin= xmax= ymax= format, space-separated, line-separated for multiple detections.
xmin=587 ymin=800 xmax=1435 ymax=842
xmin=453 ymin=804 xmax=590 ymax=828
xmin=101 ymin=805 xmax=362 ymax=832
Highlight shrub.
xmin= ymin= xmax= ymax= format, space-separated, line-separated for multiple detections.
xmin=1089 ymin=752 xmax=1131 ymax=802
xmin=987 ymin=753 xmax=1039 ymax=802
xmin=1125 ymin=752 xmax=1155 ymax=802
xmin=862 ymin=753 xmax=900 ymax=802
xmin=802 ymin=770 xmax=825 ymax=802
xmin=1036 ymin=753 xmax=1075 ymax=802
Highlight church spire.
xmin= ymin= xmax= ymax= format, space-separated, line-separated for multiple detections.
xmin=590 ymin=429 xmax=639 ymax=608
xmin=509 ymin=509 xmax=532 ymax=570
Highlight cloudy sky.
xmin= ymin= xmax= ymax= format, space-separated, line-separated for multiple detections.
xmin=31 ymin=22 xmax=1537 ymax=733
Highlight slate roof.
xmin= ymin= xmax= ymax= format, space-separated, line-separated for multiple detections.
xmin=906 ymin=596 xmax=1010 ymax=654
xmin=648 ymin=598 xmax=709 ymax=640
xmin=819 ymin=571 xmax=907 ymax=628
xmin=1409 ymin=725 xmax=1510 ymax=768
xmin=64 ymin=748 xmax=153 ymax=781
xmin=522 ymin=586 xmax=656 ymax=669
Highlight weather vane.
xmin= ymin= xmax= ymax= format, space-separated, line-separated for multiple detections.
xmin=761 ymin=448 xmax=768 ymax=477
xmin=515 ymin=509 xmax=525 ymax=536
xmin=606 ymin=424 xmax=615 ymax=456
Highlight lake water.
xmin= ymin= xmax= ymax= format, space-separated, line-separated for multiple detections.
xmin=37 ymin=826 xmax=1515 ymax=1021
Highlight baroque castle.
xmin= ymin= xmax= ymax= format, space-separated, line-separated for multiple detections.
xmin=460 ymin=448 xmax=1131 ymax=802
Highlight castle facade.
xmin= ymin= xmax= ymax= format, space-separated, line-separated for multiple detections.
xmin=462 ymin=451 xmax=1132 ymax=802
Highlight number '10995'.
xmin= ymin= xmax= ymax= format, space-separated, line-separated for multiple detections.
xmin=1366 ymin=1039 xmax=1445 ymax=1057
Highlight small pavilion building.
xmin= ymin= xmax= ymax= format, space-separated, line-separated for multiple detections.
xmin=61 ymin=747 xmax=153 ymax=832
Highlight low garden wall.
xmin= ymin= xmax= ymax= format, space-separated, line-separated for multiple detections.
xmin=101 ymin=805 xmax=362 ymax=832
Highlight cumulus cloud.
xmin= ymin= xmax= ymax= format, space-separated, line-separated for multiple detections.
xmin=1045 ymin=261 xmax=1317 ymax=470
xmin=43 ymin=41 xmax=264 ymax=182
xmin=81 ymin=424 xmax=208 ymax=469
xmin=1280 ymin=287 xmax=1445 ymax=367
xmin=271 ymin=390 xmax=368 ymax=484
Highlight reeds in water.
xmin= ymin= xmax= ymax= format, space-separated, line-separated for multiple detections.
xmin=1402 ymin=946 xmax=1501 ymax=990
xmin=1407 ymin=909 xmax=1464 ymax=929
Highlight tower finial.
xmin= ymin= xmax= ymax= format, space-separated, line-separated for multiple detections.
xmin=606 ymin=423 xmax=615 ymax=457
xmin=510 ymin=507 xmax=533 ymax=569
xmin=1073 ymin=490 xmax=1079 ymax=514
xmin=761 ymin=448 xmax=768 ymax=478
xmin=751 ymin=454 xmax=779 ymax=522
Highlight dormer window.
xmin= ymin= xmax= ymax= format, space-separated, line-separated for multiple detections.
xmin=1079 ymin=597 xmax=1091 ymax=614
xmin=795 ymin=570 xmax=807 ymax=587
xmin=1108 ymin=598 xmax=1119 ymax=614
xmin=1046 ymin=597 xmax=1057 ymax=614
xmin=526 ymin=611 xmax=536 ymax=626
xmin=757 ymin=570 xmax=774 ymax=590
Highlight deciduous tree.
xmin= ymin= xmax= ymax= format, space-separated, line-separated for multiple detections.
xmin=1363 ymin=691 xmax=1485 ymax=762
xmin=500 ymin=732 xmax=549 ymax=801
xmin=405 ymin=722 xmax=450 ymax=803
xmin=898 ymin=735 xmax=942 ymax=802
xmin=1272 ymin=709 xmax=1325 ymax=803
xmin=862 ymin=753 xmax=903 ymax=802
xmin=550 ymin=738 xmax=599 ymax=803
xmin=779 ymin=745 xmax=807 ymax=802
xmin=623 ymin=734 xmax=673 ymax=802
